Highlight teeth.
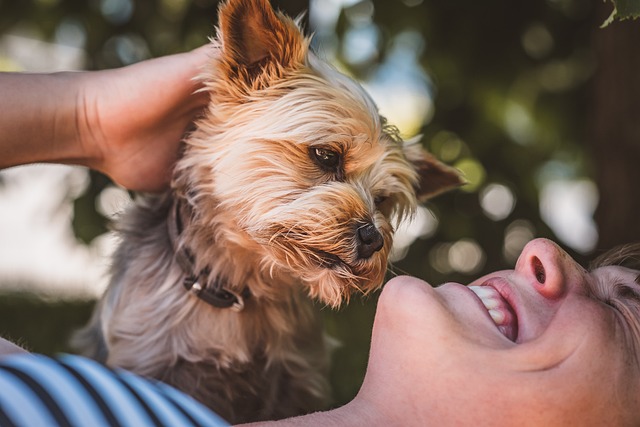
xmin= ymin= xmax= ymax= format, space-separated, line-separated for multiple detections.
xmin=488 ymin=309 xmax=505 ymax=324
xmin=480 ymin=295 xmax=499 ymax=309
xmin=469 ymin=286 xmax=505 ymax=324
xmin=469 ymin=284 xmax=517 ymax=342
xmin=468 ymin=286 xmax=493 ymax=298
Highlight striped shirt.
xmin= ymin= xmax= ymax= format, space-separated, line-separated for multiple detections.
xmin=0 ymin=354 xmax=229 ymax=427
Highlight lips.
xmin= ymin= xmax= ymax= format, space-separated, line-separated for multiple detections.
xmin=469 ymin=284 xmax=518 ymax=342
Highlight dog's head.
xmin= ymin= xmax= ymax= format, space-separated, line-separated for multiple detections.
xmin=176 ymin=0 xmax=462 ymax=307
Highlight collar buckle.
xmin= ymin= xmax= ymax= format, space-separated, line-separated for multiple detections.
xmin=170 ymin=199 xmax=248 ymax=312
xmin=183 ymin=275 xmax=245 ymax=311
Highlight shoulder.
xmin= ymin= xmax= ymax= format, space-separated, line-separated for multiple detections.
xmin=0 ymin=353 xmax=229 ymax=427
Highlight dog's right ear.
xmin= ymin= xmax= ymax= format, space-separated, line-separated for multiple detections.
xmin=217 ymin=0 xmax=307 ymax=89
xmin=403 ymin=141 xmax=465 ymax=202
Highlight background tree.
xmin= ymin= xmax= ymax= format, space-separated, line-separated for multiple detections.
xmin=590 ymin=0 xmax=640 ymax=250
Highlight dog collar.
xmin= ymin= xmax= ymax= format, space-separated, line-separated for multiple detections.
xmin=168 ymin=198 xmax=247 ymax=312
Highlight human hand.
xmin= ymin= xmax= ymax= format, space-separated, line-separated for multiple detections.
xmin=76 ymin=45 xmax=213 ymax=192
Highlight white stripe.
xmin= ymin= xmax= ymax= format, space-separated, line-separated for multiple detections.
xmin=0 ymin=369 xmax=59 ymax=427
xmin=2 ymin=354 xmax=111 ymax=427
xmin=58 ymin=355 xmax=155 ymax=427
xmin=156 ymin=382 xmax=229 ymax=427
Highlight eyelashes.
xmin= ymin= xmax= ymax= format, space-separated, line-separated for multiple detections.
xmin=612 ymin=284 xmax=640 ymax=307
xmin=595 ymin=282 xmax=640 ymax=315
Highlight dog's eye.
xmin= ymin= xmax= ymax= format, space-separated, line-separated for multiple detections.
xmin=374 ymin=195 xmax=389 ymax=206
xmin=310 ymin=147 xmax=340 ymax=170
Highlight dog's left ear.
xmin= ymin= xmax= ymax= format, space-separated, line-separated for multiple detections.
xmin=217 ymin=0 xmax=306 ymax=87
xmin=403 ymin=142 xmax=465 ymax=201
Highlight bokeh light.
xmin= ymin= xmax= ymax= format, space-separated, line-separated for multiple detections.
xmin=480 ymin=183 xmax=516 ymax=221
xmin=503 ymin=219 xmax=536 ymax=264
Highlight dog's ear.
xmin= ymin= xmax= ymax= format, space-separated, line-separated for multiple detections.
xmin=403 ymin=141 xmax=465 ymax=201
xmin=217 ymin=0 xmax=306 ymax=87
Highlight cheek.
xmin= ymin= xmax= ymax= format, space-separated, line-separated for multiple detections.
xmin=414 ymin=296 xmax=635 ymax=423
xmin=523 ymin=301 xmax=620 ymax=367
xmin=517 ymin=306 xmax=630 ymax=410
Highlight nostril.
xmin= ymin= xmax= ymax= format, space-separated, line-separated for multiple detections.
xmin=532 ymin=256 xmax=546 ymax=284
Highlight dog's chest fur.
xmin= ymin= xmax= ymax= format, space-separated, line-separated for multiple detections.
xmin=86 ymin=193 xmax=330 ymax=423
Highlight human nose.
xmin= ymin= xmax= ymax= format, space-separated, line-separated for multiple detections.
xmin=515 ymin=238 xmax=585 ymax=300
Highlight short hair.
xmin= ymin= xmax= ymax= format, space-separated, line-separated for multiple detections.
xmin=590 ymin=243 xmax=640 ymax=277
xmin=588 ymin=243 xmax=640 ymax=365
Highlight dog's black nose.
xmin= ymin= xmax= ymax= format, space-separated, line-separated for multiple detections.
xmin=357 ymin=222 xmax=384 ymax=259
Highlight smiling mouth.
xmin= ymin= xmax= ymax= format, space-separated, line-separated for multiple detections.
xmin=469 ymin=285 xmax=518 ymax=342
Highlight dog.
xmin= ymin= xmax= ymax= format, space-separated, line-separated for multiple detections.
xmin=75 ymin=0 xmax=462 ymax=423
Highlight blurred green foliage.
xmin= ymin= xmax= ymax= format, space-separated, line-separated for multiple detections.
xmin=334 ymin=0 xmax=597 ymax=286
xmin=603 ymin=0 xmax=640 ymax=25
xmin=0 ymin=292 xmax=93 ymax=355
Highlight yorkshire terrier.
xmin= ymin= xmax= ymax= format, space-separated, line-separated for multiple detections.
xmin=75 ymin=0 xmax=461 ymax=423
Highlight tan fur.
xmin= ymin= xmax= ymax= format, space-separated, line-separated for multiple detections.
xmin=75 ymin=0 xmax=462 ymax=423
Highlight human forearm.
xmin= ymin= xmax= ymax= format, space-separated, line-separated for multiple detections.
xmin=0 ymin=72 xmax=95 ymax=169
xmin=0 ymin=47 xmax=211 ymax=191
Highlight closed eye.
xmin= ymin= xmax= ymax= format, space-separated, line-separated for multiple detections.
xmin=601 ymin=283 xmax=640 ymax=313
xmin=374 ymin=195 xmax=389 ymax=206
xmin=615 ymin=284 xmax=640 ymax=305
xmin=602 ymin=283 xmax=640 ymax=358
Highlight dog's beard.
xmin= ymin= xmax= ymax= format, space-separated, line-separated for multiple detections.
xmin=240 ymin=184 xmax=395 ymax=307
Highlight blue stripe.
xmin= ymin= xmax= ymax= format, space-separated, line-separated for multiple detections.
xmin=0 ymin=365 xmax=71 ymax=426
xmin=0 ymin=369 xmax=59 ymax=427
xmin=57 ymin=359 xmax=122 ymax=426
xmin=0 ymin=404 xmax=17 ymax=427
xmin=0 ymin=354 xmax=227 ymax=427
xmin=58 ymin=355 xmax=156 ymax=427
xmin=2 ymin=355 xmax=111 ymax=427
xmin=118 ymin=371 xmax=196 ymax=426
xmin=156 ymin=382 xmax=229 ymax=427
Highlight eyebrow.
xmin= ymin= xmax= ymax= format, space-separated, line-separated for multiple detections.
xmin=590 ymin=242 xmax=640 ymax=271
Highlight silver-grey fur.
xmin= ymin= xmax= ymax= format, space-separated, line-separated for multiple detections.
xmin=75 ymin=193 xmax=330 ymax=423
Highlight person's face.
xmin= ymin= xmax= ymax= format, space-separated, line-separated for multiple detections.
xmin=369 ymin=238 xmax=640 ymax=426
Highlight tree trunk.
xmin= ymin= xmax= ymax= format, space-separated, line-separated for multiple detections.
xmin=590 ymin=4 xmax=640 ymax=251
